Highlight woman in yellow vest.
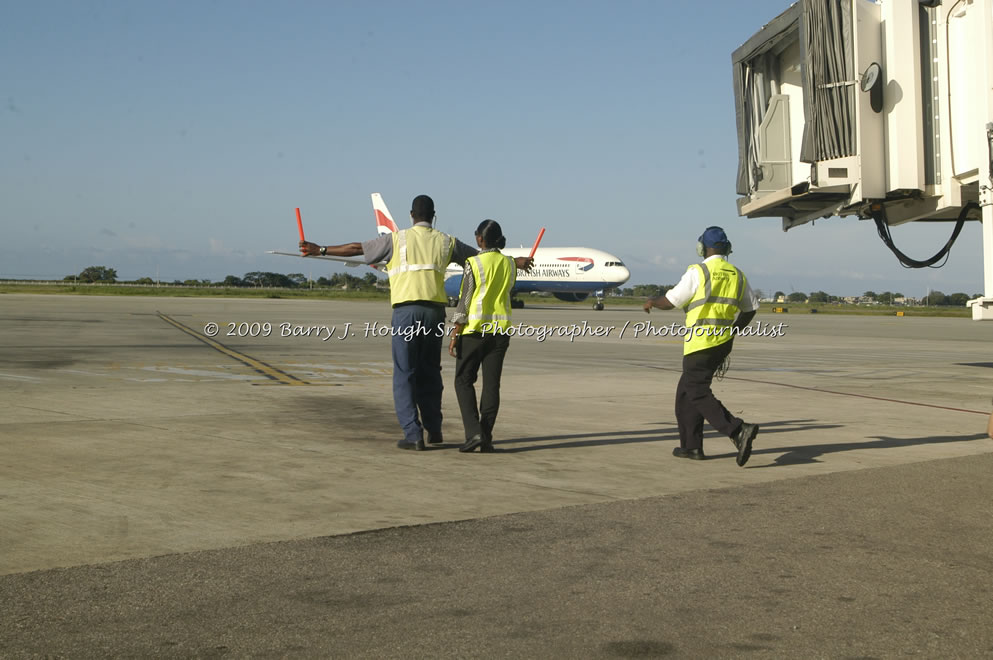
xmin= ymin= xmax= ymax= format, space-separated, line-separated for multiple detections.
xmin=448 ymin=220 xmax=517 ymax=453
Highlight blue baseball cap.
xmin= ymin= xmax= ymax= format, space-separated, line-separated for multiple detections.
xmin=699 ymin=226 xmax=729 ymax=247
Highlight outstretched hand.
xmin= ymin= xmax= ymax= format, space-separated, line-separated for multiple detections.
xmin=644 ymin=295 xmax=674 ymax=313
xmin=513 ymin=256 xmax=534 ymax=273
xmin=299 ymin=241 xmax=320 ymax=257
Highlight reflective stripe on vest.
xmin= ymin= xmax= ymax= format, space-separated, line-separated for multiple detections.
xmin=464 ymin=252 xmax=516 ymax=335
xmin=385 ymin=227 xmax=455 ymax=305
xmin=682 ymin=259 xmax=744 ymax=355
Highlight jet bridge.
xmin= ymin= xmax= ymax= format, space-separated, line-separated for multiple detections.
xmin=732 ymin=0 xmax=993 ymax=319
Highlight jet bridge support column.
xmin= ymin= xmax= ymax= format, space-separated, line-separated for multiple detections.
xmin=967 ymin=0 xmax=993 ymax=319
xmin=971 ymin=198 xmax=993 ymax=319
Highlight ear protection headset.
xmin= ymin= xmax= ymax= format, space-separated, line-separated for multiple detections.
xmin=697 ymin=226 xmax=732 ymax=257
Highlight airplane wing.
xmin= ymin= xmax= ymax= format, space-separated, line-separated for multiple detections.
xmin=266 ymin=251 xmax=378 ymax=268
xmin=269 ymin=193 xmax=397 ymax=269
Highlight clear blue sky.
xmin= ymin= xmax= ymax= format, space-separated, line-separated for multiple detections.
xmin=1 ymin=0 xmax=985 ymax=298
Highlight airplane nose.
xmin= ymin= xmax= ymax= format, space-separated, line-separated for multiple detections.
xmin=617 ymin=266 xmax=630 ymax=285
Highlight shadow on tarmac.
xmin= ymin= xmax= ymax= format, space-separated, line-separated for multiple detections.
xmin=712 ymin=432 xmax=991 ymax=467
xmin=492 ymin=418 xmax=836 ymax=453
xmin=440 ymin=421 xmax=985 ymax=461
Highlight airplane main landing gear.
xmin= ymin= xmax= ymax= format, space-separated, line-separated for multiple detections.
xmin=511 ymin=299 xmax=525 ymax=309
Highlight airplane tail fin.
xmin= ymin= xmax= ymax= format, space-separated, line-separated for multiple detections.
xmin=372 ymin=193 xmax=399 ymax=235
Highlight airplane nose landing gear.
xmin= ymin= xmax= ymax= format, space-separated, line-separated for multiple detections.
xmin=593 ymin=290 xmax=605 ymax=310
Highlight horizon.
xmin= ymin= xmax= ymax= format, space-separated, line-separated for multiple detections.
xmin=8 ymin=268 xmax=982 ymax=302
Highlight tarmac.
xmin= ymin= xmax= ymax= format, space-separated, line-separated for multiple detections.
xmin=1 ymin=293 xmax=991 ymax=658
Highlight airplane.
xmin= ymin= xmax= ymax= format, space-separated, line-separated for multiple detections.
xmin=270 ymin=193 xmax=631 ymax=310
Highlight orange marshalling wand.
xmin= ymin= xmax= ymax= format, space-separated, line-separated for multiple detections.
xmin=296 ymin=208 xmax=305 ymax=242
xmin=528 ymin=227 xmax=546 ymax=259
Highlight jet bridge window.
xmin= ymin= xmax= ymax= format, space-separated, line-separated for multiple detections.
xmin=731 ymin=0 xmax=874 ymax=227
xmin=733 ymin=0 xmax=858 ymax=196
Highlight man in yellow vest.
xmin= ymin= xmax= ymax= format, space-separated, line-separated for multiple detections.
xmin=300 ymin=195 xmax=531 ymax=451
xmin=643 ymin=227 xmax=760 ymax=466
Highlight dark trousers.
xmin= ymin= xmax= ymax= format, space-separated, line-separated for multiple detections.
xmin=454 ymin=333 xmax=510 ymax=441
xmin=675 ymin=340 xmax=742 ymax=450
xmin=391 ymin=304 xmax=446 ymax=443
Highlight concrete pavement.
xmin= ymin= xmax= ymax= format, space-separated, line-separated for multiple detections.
xmin=1 ymin=294 xmax=990 ymax=657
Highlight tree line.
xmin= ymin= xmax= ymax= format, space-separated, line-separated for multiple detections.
xmin=615 ymin=285 xmax=979 ymax=306
xmin=617 ymin=285 xmax=672 ymax=298
xmin=774 ymin=289 xmax=980 ymax=306
xmin=61 ymin=267 xmax=980 ymax=304
xmin=64 ymin=266 xmax=387 ymax=290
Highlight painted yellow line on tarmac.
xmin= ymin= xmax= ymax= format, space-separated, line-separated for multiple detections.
xmin=157 ymin=312 xmax=313 ymax=386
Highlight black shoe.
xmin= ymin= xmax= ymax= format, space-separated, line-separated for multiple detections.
xmin=427 ymin=430 xmax=444 ymax=445
xmin=732 ymin=423 xmax=758 ymax=466
xmin=480 ymin=429 xmax=494 ymax=453
xmin=459 ymin=434 xmax=484 ymax=453
xmin=672 ymin=447 xmax=706 ymax=460
xmin=398 ymin=437 xmax=425 ymax=451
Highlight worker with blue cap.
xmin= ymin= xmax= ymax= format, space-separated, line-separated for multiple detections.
xmin=643 ymin=226 xmax=760 ymax=466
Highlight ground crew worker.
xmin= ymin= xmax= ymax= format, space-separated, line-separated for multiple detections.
xmin=300 ymin=195 xmax=531 ymax=451
xmin=448 ymin=220 xmax=517 ymax=453
xmin=643 ymin=226 xmax=760 ymax=465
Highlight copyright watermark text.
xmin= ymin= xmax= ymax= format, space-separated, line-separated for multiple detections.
xmin=201 ymin=319 xmax=789 ymax=342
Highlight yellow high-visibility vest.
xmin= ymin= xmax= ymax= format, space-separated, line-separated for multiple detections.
xmin=463 ymin=251 xmax=516 ymax=335
xmin=385 ymin=226 xmax=455 ymax=305
xmin=682 ymin=258 xmax=745 ymax=355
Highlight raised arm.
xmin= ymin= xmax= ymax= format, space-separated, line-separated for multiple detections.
xmin=299 ymin=241 xmax=363 ymax=257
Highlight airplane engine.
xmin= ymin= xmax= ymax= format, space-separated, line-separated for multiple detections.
xmin=444 ymin=274 xmax=463 ymax=307
xmin=553 ymin=292 xmax=589 ymax=303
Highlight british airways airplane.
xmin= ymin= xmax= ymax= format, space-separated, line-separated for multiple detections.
xmin=271 ymin=193 xmax=631 ymax=310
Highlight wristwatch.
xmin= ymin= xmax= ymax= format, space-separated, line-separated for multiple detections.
xmin=319 ymin=246 xmax=327 ymax=256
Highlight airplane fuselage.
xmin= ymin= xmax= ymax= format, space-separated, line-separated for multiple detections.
xmin=444 ymin=247 xmax=630 ymax=303
xmin=274 ymin=193 xmax=632 ymax=309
